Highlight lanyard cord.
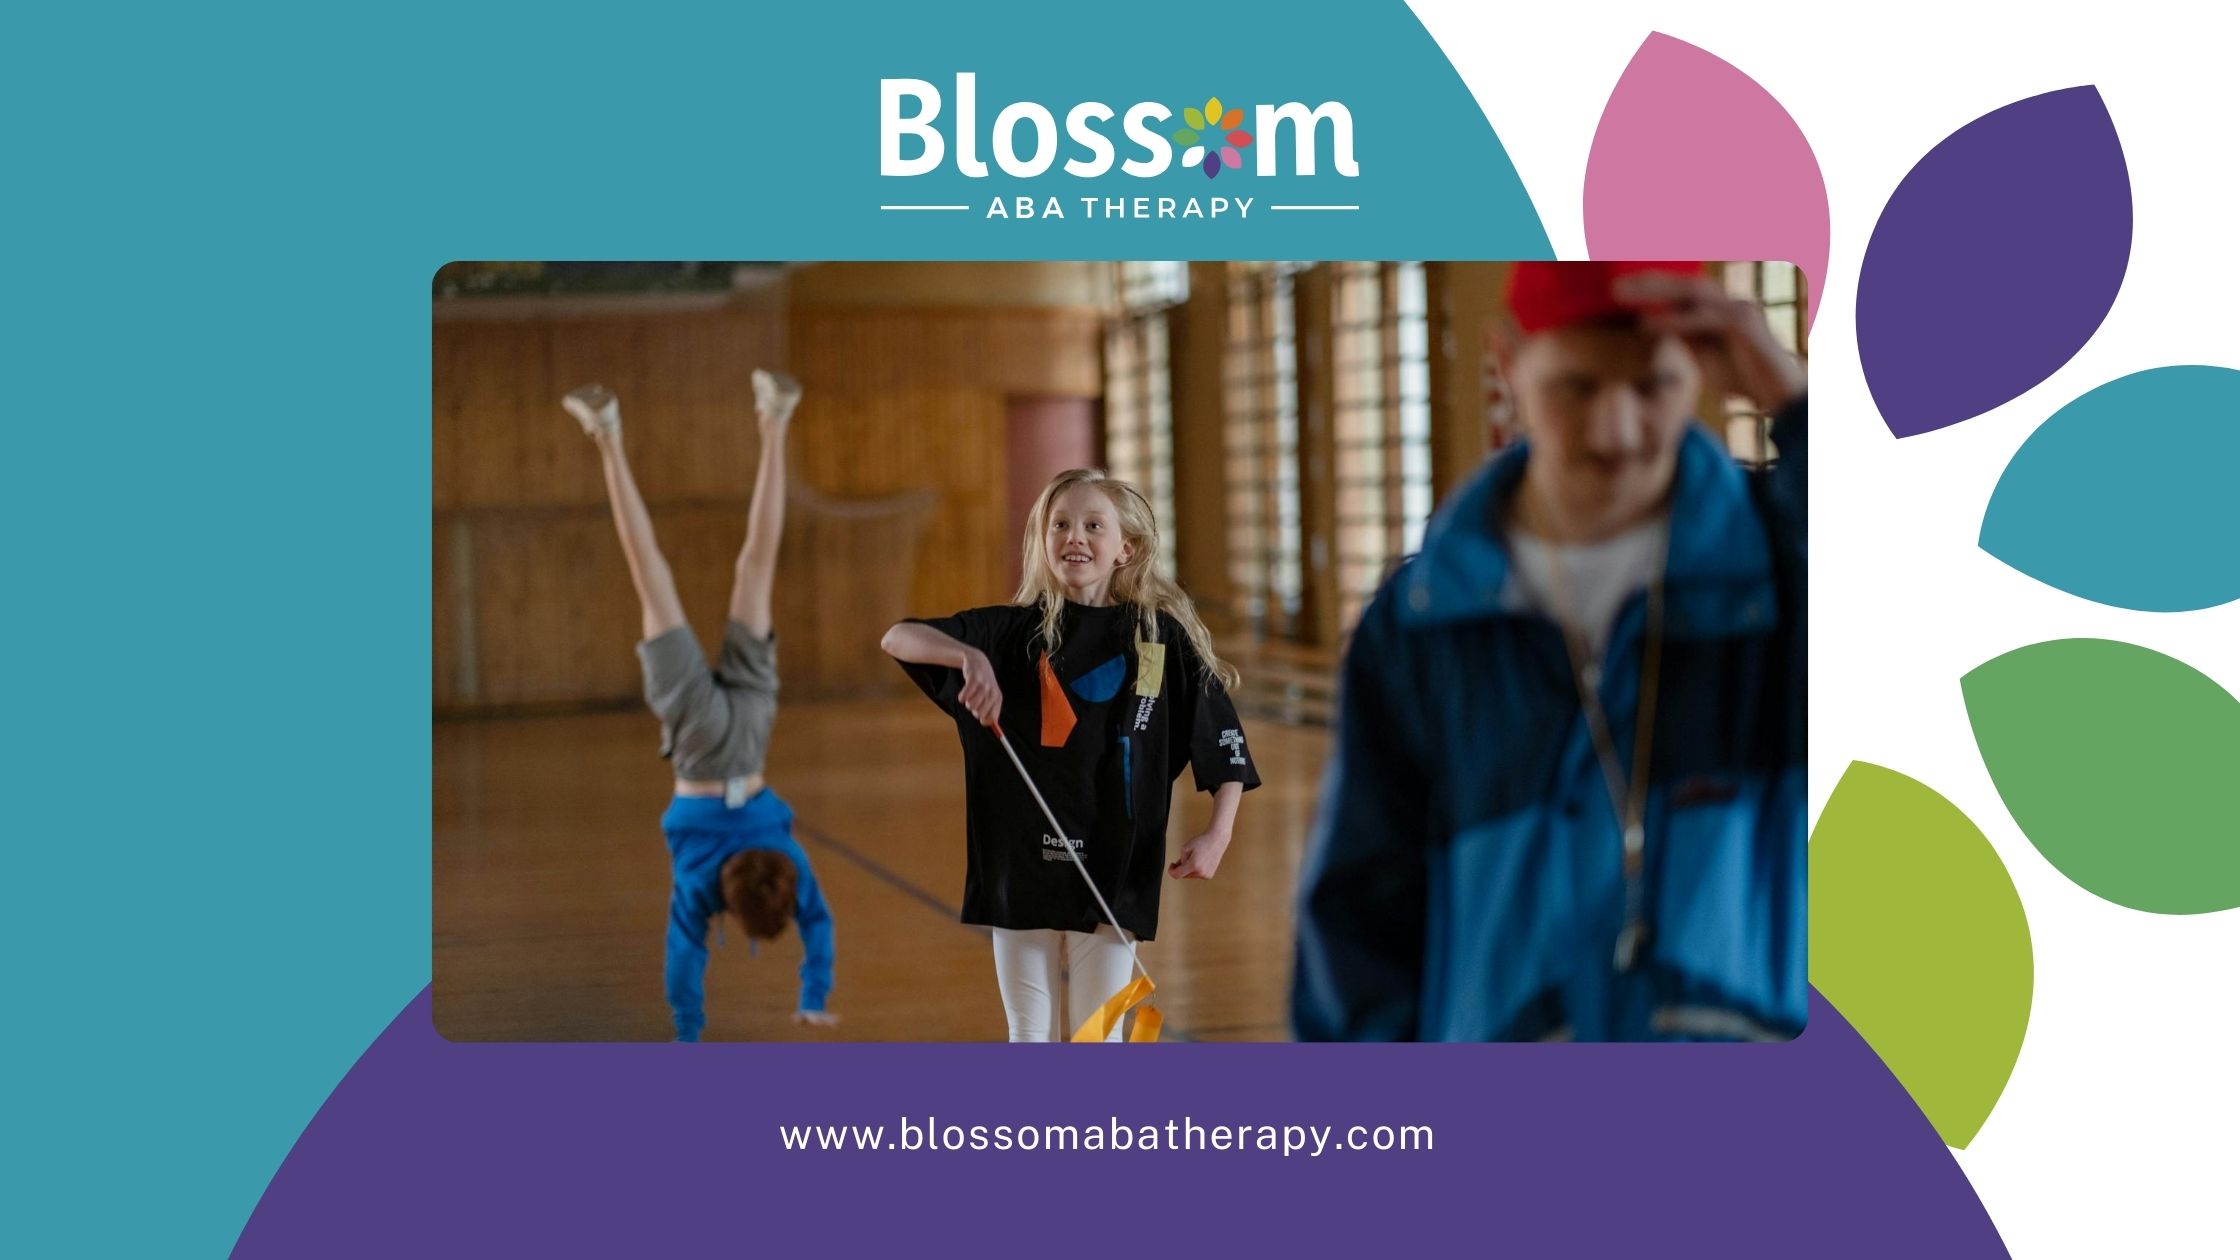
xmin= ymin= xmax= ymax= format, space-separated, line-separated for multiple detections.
xmin=1528 ymin=517 xmax=1670 ymax=972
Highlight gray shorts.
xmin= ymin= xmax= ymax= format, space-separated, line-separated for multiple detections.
xmin=636 ymin=619 xmax=778 ymax=783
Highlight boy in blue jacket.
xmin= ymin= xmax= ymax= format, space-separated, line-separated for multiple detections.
xmin=1293 ymin=262 xmax=1807 ymax=1041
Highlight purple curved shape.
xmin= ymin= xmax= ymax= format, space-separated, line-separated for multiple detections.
xmin=235 ymin=990 xmax=2006 ymax=1257
xmin=1858 ymin=86 xmax=2130 ymax=438
xmin=1587 ymin=32 xmax=1831 ymax=327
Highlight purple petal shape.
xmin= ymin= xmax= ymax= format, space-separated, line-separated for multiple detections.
xmin=1587 ymin=33 xmax=1830 ymax=327
xmin=1203 ymin=151 xmax=1220 ymax=177
xmin=235 ymin=989 xmax=2008 ymax=1257
xmin=1858 ymin=86 xmax=2131 ymax=438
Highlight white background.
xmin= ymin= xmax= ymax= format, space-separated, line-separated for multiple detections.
xmin=1410 ymin=2 xmax=2239 ymax=1254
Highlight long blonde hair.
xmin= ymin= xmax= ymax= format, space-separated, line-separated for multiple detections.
xmin=1011 ymin=469 xmax=1240 ymax=693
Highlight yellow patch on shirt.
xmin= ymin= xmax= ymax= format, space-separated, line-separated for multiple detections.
xmin=1134 ymin=639 xmax=1165 ymax=698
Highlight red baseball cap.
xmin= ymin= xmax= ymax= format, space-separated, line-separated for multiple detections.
xmin=1506 ymin=260 xmax=1706 ymax=334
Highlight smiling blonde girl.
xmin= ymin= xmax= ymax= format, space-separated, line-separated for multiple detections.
xmin=880 ymin=468 xmax=1259 ymax=1041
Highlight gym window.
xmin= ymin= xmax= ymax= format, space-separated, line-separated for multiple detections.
xmin=1331 ymin=261 xmax=1433 ymax=632
xmin=1223 ymin=262 xmax=1306 ymax=638
xmin=1718 ymin=261 xmax=1809 ymax=467
xmin=1104 ymin=262 xmax=1186 ymax=569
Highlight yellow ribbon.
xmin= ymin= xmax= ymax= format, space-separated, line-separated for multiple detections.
xmin=1070 ymin=973 xmax=1162 ymax=1043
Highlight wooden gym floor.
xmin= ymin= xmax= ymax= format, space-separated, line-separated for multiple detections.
xmin=433 ymin=698 xmax=1327 ymax=1042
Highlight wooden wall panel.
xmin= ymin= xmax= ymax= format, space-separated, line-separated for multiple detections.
xmin=436 ymin=495 xmax=951 ymax=713
xmin=434 ymin=306 xmax=784 ymax=513
xmin=466 ymin=508 xmax=646 ymax=710
xmin=776 ymin=491 xmax=939 ymax=696
xmin=1428 ymin=261 xmax=1511 ymax=501
xmin=433 ymin=319 xmax=553 ymax=510
xmin=789 ymin=383 xmax=1006 ymax=620
xmin=789 ymin=261 xmax=1111 ymax=309
xmin=790 ymin=307 xmax=1102 ymax=398
xmin=435 ymin=283 xmax=1104 ymax=713
xmin=433 ymin=516 xmax=464 ymax=708
xmin=789 ymin=304 xmax=1103 ymax=622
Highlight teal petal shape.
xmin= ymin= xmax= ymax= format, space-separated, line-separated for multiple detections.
xmin=1811 ymin=762 xmax=2033 ymax=1148
xmin=1981 ymin=365 xmax=2240 ymax=611
xmin=1965 ymin=638 xmax=2240 ymax=914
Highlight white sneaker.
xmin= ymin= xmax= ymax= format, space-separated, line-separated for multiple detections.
xmin=751 ymin=369 xmax=802 ymax=423
xmin=561 ymin=384 xmax=621 ymax=439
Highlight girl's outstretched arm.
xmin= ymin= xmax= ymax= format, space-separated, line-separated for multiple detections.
xmin=727 ymin=370 xmax=801 ymax=640
xmin=1168 ymin=780 xmax=1242 ymax=879
xmin=881 ymin=621 xmax=1004 ymax=725
xmin=567 ymin=385 xmax=687 ymax=641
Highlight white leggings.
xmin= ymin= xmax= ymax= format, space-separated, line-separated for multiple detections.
xmin=991 ymin=925 xmax=1139 ymax=1042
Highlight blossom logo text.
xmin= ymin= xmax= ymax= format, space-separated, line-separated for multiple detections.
xmin=877 ymin=73 xmax=1359 ymax=221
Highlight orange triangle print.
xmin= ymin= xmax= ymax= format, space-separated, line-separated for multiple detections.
xmin=1038 ymin=652 xmax=1077 ymax=747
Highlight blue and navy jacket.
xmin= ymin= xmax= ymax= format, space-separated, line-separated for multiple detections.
xmin=1293 ymin=401 xmax=1807 ymax=1042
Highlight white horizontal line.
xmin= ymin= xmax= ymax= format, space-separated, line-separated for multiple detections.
xmin=1270 ymin=205 xmax=1360 ymax=211
xmin=879 ymin=204 xmax=970 ymax=211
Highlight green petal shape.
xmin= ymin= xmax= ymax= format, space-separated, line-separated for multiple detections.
xmin=1964 ymin=637 xmax=2240 ymax=914
xmin=1810 ymin=761 xmax=2032 ymax=1149
xmin=1185 ymin=107 xmax=1206 ymax=130
xmin=1172 ymin=127 xmax=1199 ymax=146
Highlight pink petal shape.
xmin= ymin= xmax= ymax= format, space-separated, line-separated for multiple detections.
xmin=1221 ymin=145 xmax=1241 ymax=170
xmin=1586 ymin=32 xmax=1830 ymax=327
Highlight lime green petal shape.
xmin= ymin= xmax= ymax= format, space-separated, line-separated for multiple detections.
xmin=1964 ymin=637 xmax=2240 ymax=914
xmin=1185 ymin=107 xmax=1206 ymax=130
xmin=1172 ymin=127 xmax=1199 ymax=145
xmin=1810 ymin=761 xmax=2033 ymax=1149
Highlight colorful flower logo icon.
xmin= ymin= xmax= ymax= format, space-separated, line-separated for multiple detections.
xmin=1173 ymin=95 xmax=1252 ymax=178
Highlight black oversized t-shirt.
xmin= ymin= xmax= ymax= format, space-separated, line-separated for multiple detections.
xmin=898 ymin=600 xmax=1260 ymax=940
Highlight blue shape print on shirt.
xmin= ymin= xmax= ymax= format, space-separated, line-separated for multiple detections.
xmin=1068 ymin=654 xmax=1127 ymax=703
